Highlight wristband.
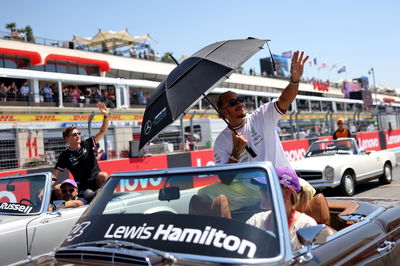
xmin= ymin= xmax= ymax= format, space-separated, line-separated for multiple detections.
xmin=229 ymin=155 xmax=239 ymax=163
xmin=52 ymin=177 xmax=57 ymax=181
xmin=290 ymin=80 xmax=300 ymax=85
xmin=104 ymin=114 xmax=110 ymax=119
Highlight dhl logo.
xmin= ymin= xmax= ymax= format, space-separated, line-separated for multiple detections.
xmin=110 ymin=114 xmax=122 ymax=120
xmin=35 ymin=116 xmax=57 ymax=121
xmin=0 ymin=115 xmax=16 ymax=122
xmin=72 ymin=115 xmax=90 ymax=121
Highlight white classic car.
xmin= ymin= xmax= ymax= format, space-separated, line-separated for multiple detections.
xmin=291 ymin=138 xmax=396 ymax=196
xmin=0 ymin=172 xmax=87 ymax=265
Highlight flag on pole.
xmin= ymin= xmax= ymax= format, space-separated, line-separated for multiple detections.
xmin=330 ymin=63 xmax=337 ymax=71
xmin=337 ymin=65 xmax=346 ymax=74
xmin=281 ymin=50 xmax=292 ymax=58
xmin=313 ymin=58 xmax=317 ymax=65
xmin=318 ymin=60 xmax=327 ymax=71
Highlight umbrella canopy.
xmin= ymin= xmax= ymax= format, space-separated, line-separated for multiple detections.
xmin=139 ymin=38 xmax=267 ymax=150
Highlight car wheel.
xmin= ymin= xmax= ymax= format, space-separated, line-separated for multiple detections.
xmin=340 ymin=171 xmax=355 ymax=196
xmin=379 ymin=163 xmax=392 ymax=185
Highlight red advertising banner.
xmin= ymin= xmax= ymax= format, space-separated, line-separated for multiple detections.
xmin=282 ymin=139 xmax=310 ymax=162
xmin=115 ymin=177 xmax=167 ymax=192
xmin=356 ymin=131 xmax=381 ymax=151
xmin=384 ymin=129 xmax=400 ymax=149
xmin=98 ymin=154 xmax=168 ymax=176
xmin=190 ymin=150 xmax=215 ymax=167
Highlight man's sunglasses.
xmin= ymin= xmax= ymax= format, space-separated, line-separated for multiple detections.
xmin=70 ymin=132 xmax=81 ymax=137
xmin=223 ymin=96 xmax=245 ymax=108
xmin=61 ymin=188 xmax=75 ymax=194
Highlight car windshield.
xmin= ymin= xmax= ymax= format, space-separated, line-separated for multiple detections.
xmin=63 ymin=167 xmax=281 ymax=260
xmin=305 ymin=139 xmax=357 ymax=157
xmin=0 ymin=175 xmax=47 ymax=215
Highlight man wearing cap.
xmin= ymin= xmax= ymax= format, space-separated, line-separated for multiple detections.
xmin=333 ymin=119 xmax=351 ymax=139
xmin=57 ymin=179 xmax=87 ymax=208
xmin=53 ymin=102 xmax=110 ymax=199
xmin=247 ymin=166 xmax=317 ymax=251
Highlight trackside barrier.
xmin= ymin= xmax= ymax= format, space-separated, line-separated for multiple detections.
xmin=1 ymin=130 xmax=400 ymax=178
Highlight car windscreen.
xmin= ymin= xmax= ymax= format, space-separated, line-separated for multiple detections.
xmin=63 ymin=168 xmax=281 ymax=259
xmin=305 ymin=139 xmax=356 ymax=157
xmin=0 ymin=175 xmax=46 ymax=215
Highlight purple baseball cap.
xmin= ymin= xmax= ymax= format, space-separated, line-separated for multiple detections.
xmin=275 ymin=166 xmax=301 ymax=193
xmin=253 ymin=166 xmax=301 ymax=193
xmin=60 ymin=179 xmax=78 ymax=188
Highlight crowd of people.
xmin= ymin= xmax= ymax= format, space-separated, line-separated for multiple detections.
xmin=0 ymin=81 xmax=31 ymax=102
xmin=0 ymin=80 xmax=117 ymax=108
xmin=129 ymin=47 xmax=161 ymax=61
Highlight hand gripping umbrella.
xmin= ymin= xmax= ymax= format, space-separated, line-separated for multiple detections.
xmin=139 ymin=38 xmax=267 ymax=157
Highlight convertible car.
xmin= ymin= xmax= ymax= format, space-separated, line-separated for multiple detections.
xmin=0 ymin=172 xmax=87 ymax=265
xmin=25 ymin=162 xmax=400 ymax=265
xmin=291 ymin=138 xmax=396 ymax=196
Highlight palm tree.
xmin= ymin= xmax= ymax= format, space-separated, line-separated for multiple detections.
xmin=5 ymin=22 xmax=16 ymax=33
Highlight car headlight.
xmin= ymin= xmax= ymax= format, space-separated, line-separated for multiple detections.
xmin=324 ymin=166 xmax=334 ymax=180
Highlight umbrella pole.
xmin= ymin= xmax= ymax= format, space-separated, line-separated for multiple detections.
xmin=168 ymin=53 xmax=257 ymax=158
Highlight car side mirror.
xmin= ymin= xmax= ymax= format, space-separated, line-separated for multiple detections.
xmin=297 ymin=225 xmax=328 ymax=263
xmin=159 ymin=187 xmax=180 ymax=201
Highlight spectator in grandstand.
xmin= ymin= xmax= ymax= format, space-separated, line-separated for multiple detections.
xmin=52 ymin=102 xmax=110 ymax=202
xmin=333 ymin=118 xmax=351 ymax=139
xmin=43 ymin=84 xmax=54 ymax=102
xmin=57 ymin=179 xmax=87 ymax=208
xmin=20 ymin=81 xmax=31 ymax=102
xmin=129 ymin=47 xmax=137 ymax=58
xmin=92 ymin=88 xmax=102 ymax=103
xmin=6 ymin=82 xmax=18 ymax=101
xmin=0 ymin=82 xmax=6 ymax=102
xmin=214 ymin=50 xmax=309 ymax=167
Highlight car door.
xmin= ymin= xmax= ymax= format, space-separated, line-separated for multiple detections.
xmin=300 ymin=220 xmax=395 ymax=265
xmin=26 ymin=206 xmax=86 ymax=258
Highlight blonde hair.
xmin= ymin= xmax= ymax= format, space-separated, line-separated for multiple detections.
xmin=284 ymin=186 xmax=311 ymax=210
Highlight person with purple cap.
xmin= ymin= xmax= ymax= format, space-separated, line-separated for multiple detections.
xmin=246 ymin=166 xmax=317 ymax=251
xmin=56 ymin=179 xmax=87 ymax=208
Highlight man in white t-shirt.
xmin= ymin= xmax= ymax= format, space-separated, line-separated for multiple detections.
xmin=214 ymin=51 xmax=309 ymax=166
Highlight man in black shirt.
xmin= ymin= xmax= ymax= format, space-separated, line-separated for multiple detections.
xmin=53 ymin=102 xmax=110 ymax=197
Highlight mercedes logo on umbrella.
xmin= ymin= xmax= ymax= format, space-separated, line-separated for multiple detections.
xmin=144 ymin=120 xmax=152 ymax=135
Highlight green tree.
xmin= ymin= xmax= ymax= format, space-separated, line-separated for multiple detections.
xmin=25 ymin=25 xmax=35 ymax=43
xmin=5 ymin=22 xmax=16 ymax=32
xmin=161 ymin=52 xmax=175 ymax=63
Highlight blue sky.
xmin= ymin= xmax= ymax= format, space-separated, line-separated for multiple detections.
xmin=2 ymin=0 xmax=400 ymax=89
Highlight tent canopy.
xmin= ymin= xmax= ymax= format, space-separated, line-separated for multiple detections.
xmin=72 ymin=29 xmax=155 ymax=50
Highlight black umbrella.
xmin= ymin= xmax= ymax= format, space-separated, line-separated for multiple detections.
xmin=139 ymin=38 xmax=267 ymax=156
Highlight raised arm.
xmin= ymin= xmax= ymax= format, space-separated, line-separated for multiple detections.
xmin=94 ymin=102 xmax=110 ymax=143
xmin=277 ymin=51 xmax=309 ymax=111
